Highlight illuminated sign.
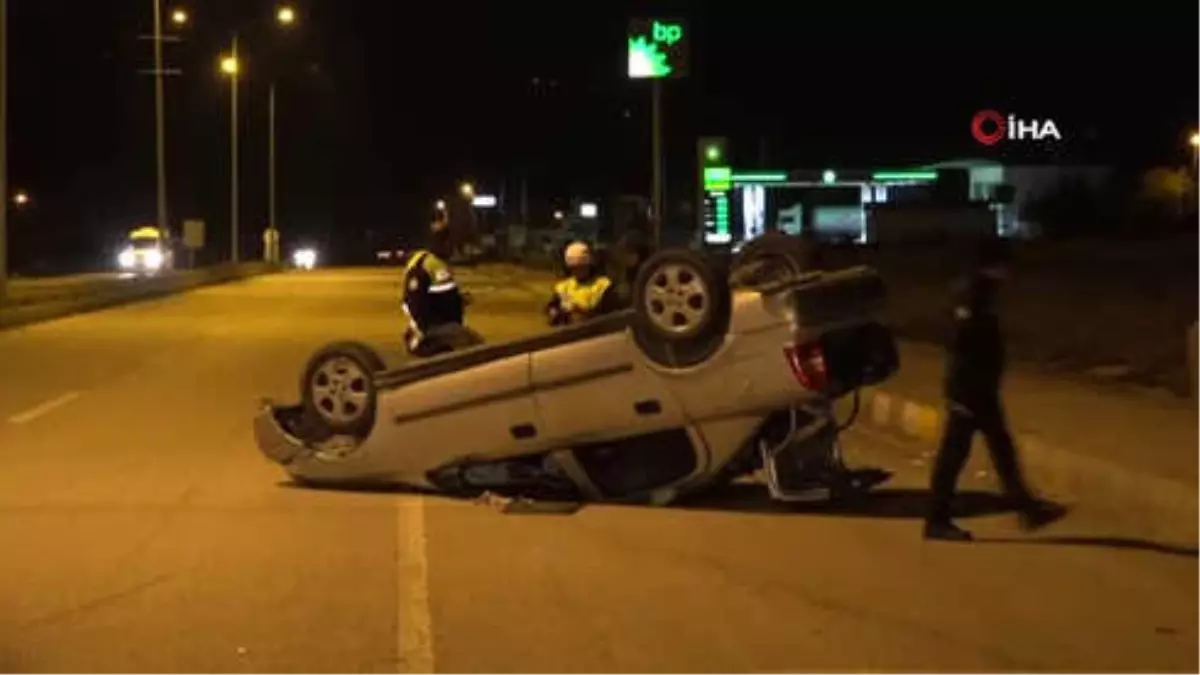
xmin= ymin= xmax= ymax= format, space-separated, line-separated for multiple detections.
xmin=703 ymin=166 xmax=732 ymax=192
xmin=472 ymin=194 xmax=498 ymax=208
xmin=579 ymin=203 xmax=598 ymax=218
xmin=702 ymin=190 xmax=730 ymax=244
xmin=732 ymin=172 xmax=788 ymax=183
xmin=627 ymin=19 xmax=689 ymax=79
xmin=872 ymin=171 xmax=938 ymax=182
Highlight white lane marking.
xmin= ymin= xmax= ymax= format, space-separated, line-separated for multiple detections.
xmin=396 ymin=495 xmax=435 ymax=673
xmin=8 ymin=391 xmax=83 ymax=425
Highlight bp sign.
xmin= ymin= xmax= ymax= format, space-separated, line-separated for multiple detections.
xmin=627 ymin=19 xmax=689 ymax=79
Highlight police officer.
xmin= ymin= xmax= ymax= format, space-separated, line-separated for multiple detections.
xmin=925 ymin=239 xmax=1066 ymax=541
xmin=402 ymin=220 xmax=466 ymax=356
xmin=546 ymin=241 xmax=619 ymax=326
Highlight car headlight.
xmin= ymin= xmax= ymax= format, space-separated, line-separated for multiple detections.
xmin=143 ymin=249 xmax=164 ymax=269
xmin=118 ymin=248 xmax=136 ymax=269
xmin=292 ymin=249 xmax=317 ymax=269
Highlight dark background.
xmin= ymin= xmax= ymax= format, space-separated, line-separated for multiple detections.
xmin=7 ymin=0 xmax=1198 ymax=270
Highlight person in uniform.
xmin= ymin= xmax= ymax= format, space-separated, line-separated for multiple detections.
xmin=925 ymin=239 xmax=1066 ymax=541
xmin=546 ymin=241 xmax=620 ymax=326
xmin=402 ymin=220 xmax=467 ymax=356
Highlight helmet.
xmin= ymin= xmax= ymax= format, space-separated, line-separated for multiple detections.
xmin=564 ymin=241 xmax=592 ymax=268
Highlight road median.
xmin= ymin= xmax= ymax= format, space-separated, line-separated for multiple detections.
xmin=0 ymin=263 xmax=278 ymax=331
xmin=845 ymin=340 xmax=1198 ymax=542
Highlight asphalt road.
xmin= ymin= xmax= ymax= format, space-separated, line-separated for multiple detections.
xmin=0 ymin=268 xmax=1194 ymax=673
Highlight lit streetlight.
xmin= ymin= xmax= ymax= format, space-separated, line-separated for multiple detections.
xmin=460 ymin=182 xmax=475 ymax=199
xmin=276 ymin=5 xmax=297 ymax=26
xmin=12 ymin=190 xmax=27 ymax=207
xmin=220 ymin=40 xmax=241 ymax=262
xmin=267 ymin=5 xmax=297 ymax=265
xmin=435 ymin=199 xmax=446 ymax=211
xmin=1190 ymin=132 xmax=1200 ymax=170
xmin=170 ymin=8 xmax=188 ymax=25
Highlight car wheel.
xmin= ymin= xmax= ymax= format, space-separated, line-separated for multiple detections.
xmin=300 ymin=341 xmax=386 ymax=437
xmin=731 ymin=232 xmax=808 ymax=286
xmin=632 ymin=248 xmax=732 ymax=368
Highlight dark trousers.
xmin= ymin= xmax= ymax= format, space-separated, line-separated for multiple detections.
xmin=927 ymin=398 xmax=1034 ymax=524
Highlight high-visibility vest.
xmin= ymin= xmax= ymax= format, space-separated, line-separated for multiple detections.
xmin=552 ymin=275 xmax=612 ymax=312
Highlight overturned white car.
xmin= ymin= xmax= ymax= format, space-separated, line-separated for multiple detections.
xmin=253 ymin=248 xmax=900 ymax=504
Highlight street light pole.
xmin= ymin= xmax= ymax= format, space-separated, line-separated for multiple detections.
xmin=267 ymin=82 xmax=278 ymax=264
xmin=0 ymin=0 xmax=7 ymax=301
xmin=229 ymin=33 xmax=240 ymax=264
xmin=650 ymin=78 xmax=663 ymax=248
xmin=152 ymin=0 xmax=169 ymax=241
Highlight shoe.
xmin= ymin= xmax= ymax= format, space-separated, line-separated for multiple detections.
xmin=1019 ymin=501 xmax=1068 ymax=532
xmin=924 ymin=520 xmax=974 ymax=542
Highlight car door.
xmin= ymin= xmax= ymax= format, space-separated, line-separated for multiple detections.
xmin=530 ymin=332 xmax=687 ymax=445
xmin=380 ymin=353 xmax=542 ymax=475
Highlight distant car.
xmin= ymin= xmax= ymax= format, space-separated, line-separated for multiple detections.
xmin=118 ymin=226 xmax=173 ymax=274
xmin=292 ymin=248 xmax=318 ymax=270
xmin=253 ymin=248 xmax=899 ymax=504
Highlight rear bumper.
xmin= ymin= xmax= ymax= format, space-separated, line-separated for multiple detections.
xmin=252 ymin=403 xmax=309 ymax=466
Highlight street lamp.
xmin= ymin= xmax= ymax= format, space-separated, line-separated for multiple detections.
xmin=460 ymin=182 xmax=475 ymax=199
xmin=220 ymin=44 xmax=240 ymax=262
xmin=266 ymin=4 xmax=297 ymax=265
xmin=170 ymin=8 xmax=188 ymax=25
xmin=435 ymin=199 xmax=446 ymax=211
xmin=1190 ymin=132 xmax=1199 ymax=171
xmin=11 ymin=189 xmax=27 ymax=207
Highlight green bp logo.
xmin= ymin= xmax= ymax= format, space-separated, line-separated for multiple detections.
xmin=627 ymin=21 xmax=684 ymax=79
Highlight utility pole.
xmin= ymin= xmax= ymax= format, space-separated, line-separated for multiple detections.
xmin=0 ymin=0 xmax=8 ymax=301
xmin=152 ymin=0 xmax=169 ymax=240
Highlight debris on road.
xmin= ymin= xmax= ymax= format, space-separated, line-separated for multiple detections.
xmin=473 ymin=491 xmax=581 ymax=515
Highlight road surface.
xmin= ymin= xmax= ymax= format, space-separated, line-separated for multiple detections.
xmin=0 ymin=268 xmax=1194 ymax=673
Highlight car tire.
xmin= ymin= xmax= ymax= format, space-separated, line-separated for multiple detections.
xmin=631 ymin=248 xmax=732 ymax=368
xmin=730 ymin=232 xmax=809 ymax=286
xmin=300 ymin=341 xmax=387 ymax=438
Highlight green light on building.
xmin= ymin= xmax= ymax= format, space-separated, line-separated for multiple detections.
xmin=872 ymin=171 xmax=938 ymax=182
xmin=732 ymin=172 xmax=788 ymax=183
xmin=822 ymin=169 xmax=837 ymax=184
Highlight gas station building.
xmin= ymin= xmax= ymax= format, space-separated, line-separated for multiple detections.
xmin=699 ymin=156 xmax=1111 ymax=247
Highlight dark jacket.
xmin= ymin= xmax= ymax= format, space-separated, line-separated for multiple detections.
xmin=944 ymin=273 xmax=1006 ymax=407
xmin=402 ymin=250 xmax=464 ymax=332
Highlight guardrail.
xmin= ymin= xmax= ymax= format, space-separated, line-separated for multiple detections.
xmin=0 ymin=263 xmax=278 ymax=331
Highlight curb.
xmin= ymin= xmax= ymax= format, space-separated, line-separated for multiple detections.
xmin=0 ymin=263 xmax=277 ymax=331
xmin=857 ymin=387 xmax=1199 ymax=542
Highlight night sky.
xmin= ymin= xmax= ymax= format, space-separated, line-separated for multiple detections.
xmin=7 ymin=0 xmax=1198 ymax=270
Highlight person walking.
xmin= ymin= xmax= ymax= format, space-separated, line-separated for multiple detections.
xmin=925 ymin=238 xmax=1066 ymax=542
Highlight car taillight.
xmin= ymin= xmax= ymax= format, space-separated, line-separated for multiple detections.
xmin=785 ymin=342 xmax=828 ymax=391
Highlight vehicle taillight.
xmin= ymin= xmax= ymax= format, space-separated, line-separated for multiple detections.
xmin=785 ymin=342 xmax=828 ymax=391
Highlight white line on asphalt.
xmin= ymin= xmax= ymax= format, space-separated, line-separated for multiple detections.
xmin=396 ymin=495 xmax=435 ymax=673
xmin=8 ymin=391 xmax=83 ymax=425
